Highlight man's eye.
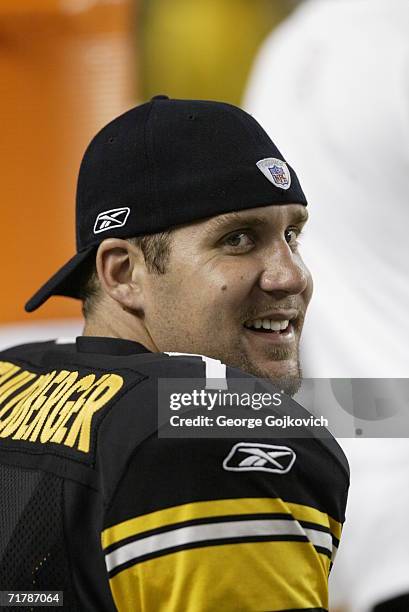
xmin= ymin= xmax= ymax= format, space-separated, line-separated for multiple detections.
xmin=223 ymin=232 xmax=255 ymax=250
xmin=285 ymin=228 xmax=302 ymax=249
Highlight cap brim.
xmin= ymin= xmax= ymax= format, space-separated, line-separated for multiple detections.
xmin=25 ymin=247 xmax=96 ymax=312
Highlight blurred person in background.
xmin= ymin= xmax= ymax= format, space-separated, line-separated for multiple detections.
xmin=245 ymin=1 xmax=409 ymax=611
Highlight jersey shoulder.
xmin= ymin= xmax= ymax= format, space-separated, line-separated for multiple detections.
xmin=0 ymin=342 xmax=232 ymax=486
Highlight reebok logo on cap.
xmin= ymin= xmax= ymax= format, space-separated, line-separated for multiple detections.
xmin=93 ymin=207 xmax=130 ymax=234
xmin=256 ymin=158 xmax=291 ymax=190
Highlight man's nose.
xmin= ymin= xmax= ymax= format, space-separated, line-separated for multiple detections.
xmin=258 ymin=244 xmax=309 ymax=298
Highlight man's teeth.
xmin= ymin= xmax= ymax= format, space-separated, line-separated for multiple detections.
xmin=244 ymin=319 xmax=289 ymax=331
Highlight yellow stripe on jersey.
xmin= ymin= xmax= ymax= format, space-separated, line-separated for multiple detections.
xmin=108 ymin=540 xmax=329 ymax=612
xmin=101 ymin=497 xmax=342 ymax=550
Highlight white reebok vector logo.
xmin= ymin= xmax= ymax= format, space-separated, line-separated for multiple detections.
xmin=223 ymin=442 xmax=296 ymax=474
xmin=93 ymin=207 xmax=130 ymax=234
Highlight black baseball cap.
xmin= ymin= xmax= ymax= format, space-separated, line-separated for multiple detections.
xmin=25 ymin=95 xmax=307 ymax=312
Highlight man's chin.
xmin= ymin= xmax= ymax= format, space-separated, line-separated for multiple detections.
xmin=269 ymin=375 xmax=302 ymax=397
xmin=199 ymin=344 xmax=302 ymax=396
xmin=247 ymin=361 xmax=302 ymax=397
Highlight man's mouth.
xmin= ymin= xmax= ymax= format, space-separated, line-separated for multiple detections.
xmin=242 ymin=314 xmax=298 ymax=343
xmin=244 ymin=318 xmax=291 ymax=333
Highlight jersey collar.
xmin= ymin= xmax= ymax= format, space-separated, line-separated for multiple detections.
xmin=76 ymin=336 xmax=151 ymax=355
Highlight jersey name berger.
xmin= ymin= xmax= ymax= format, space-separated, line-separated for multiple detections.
xmin=0 ymin=361 xmax=123 ymax=453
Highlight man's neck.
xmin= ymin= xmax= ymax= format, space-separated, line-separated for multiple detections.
xmin=82 ymin=315 xmax=158 ymax=353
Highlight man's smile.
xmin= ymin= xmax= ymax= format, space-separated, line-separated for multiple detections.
xmin=242 ymin=310 xmax=299 ymax=345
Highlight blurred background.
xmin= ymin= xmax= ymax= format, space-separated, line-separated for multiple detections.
xmin=0 ymin=0 xmax=297 ymax=342
xmin=1 ymin=2 xmax=409 ymax=612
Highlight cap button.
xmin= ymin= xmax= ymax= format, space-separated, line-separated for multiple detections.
xmin=151 ymin=95 xmax=169 ymax=100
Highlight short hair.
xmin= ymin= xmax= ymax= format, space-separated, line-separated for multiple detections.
xmin=78 ymin=230 xmax=173 ymax=319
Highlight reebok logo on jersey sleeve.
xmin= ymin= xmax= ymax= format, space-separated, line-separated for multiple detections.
xmin=223 ymin=442 xmax=296 ymax=474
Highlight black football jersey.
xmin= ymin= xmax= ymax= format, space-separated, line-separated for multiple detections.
xmin=0 ymin=337 xmax=349 ymax=611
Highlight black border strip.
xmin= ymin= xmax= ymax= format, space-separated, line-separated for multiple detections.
xmin=264 ymin=608 xmax=327 ymax=612
xmin=298 ymin=520 xmax=330 ymax=535
xmin=0 ymin=448 xmax=100 ymax=490
xmin=313 ymin=545 xmax=331 ymax=560
xmin=331 ymin=534 xmax=340 ymax=548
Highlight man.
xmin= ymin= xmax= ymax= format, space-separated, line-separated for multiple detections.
xmin=0 ymin=97 xmax=348 ymax=611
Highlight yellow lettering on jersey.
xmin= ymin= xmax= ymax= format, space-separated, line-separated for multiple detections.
xmin=0 ymin=373 xmax=56 ymax=436
xmin=64 ymin=374 xmax=123 ymax=453
xmin=23 ymin=372 xmax=87 ymax=442
xmin=48 ymin=375 xmax=96 ymax=444
xmin=0 ymin=371 xmax=37 ymax=405
xmin=39 ymin=372 xmax=94 ymax=444
xmin=13 ymin=371 xmax=75 ymax=441
xmin=0 ymin=361 xmax=124 ymax=453
xmin=0 ymin=362 xmax=21 ymax=386
xmin=0 ymin=370 xmax=38 ymax=423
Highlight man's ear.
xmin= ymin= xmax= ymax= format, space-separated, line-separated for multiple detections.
xmin=95 ymin=239 xmax=145 ymax=311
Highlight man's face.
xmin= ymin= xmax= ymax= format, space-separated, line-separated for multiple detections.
xmin=141 ymin=204 xmax=312 ymax=385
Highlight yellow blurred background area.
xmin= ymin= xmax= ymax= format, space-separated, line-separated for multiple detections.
xmin=0 ymin=0 xmax=296 ymax=329
xmin=141 ymin=0 xmax=292 ymax=105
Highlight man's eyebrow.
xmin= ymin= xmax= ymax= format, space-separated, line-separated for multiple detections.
xmin=206 ymin=212 xmax=267 ymax=231
xmin=205 ymin=207 xmax=309 ymax=232
xmin=290 ymin=208 xmax=309 ymax=224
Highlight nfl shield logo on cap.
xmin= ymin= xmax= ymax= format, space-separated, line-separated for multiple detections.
xmin=256 ymin=157 xmax=292 ymax=190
